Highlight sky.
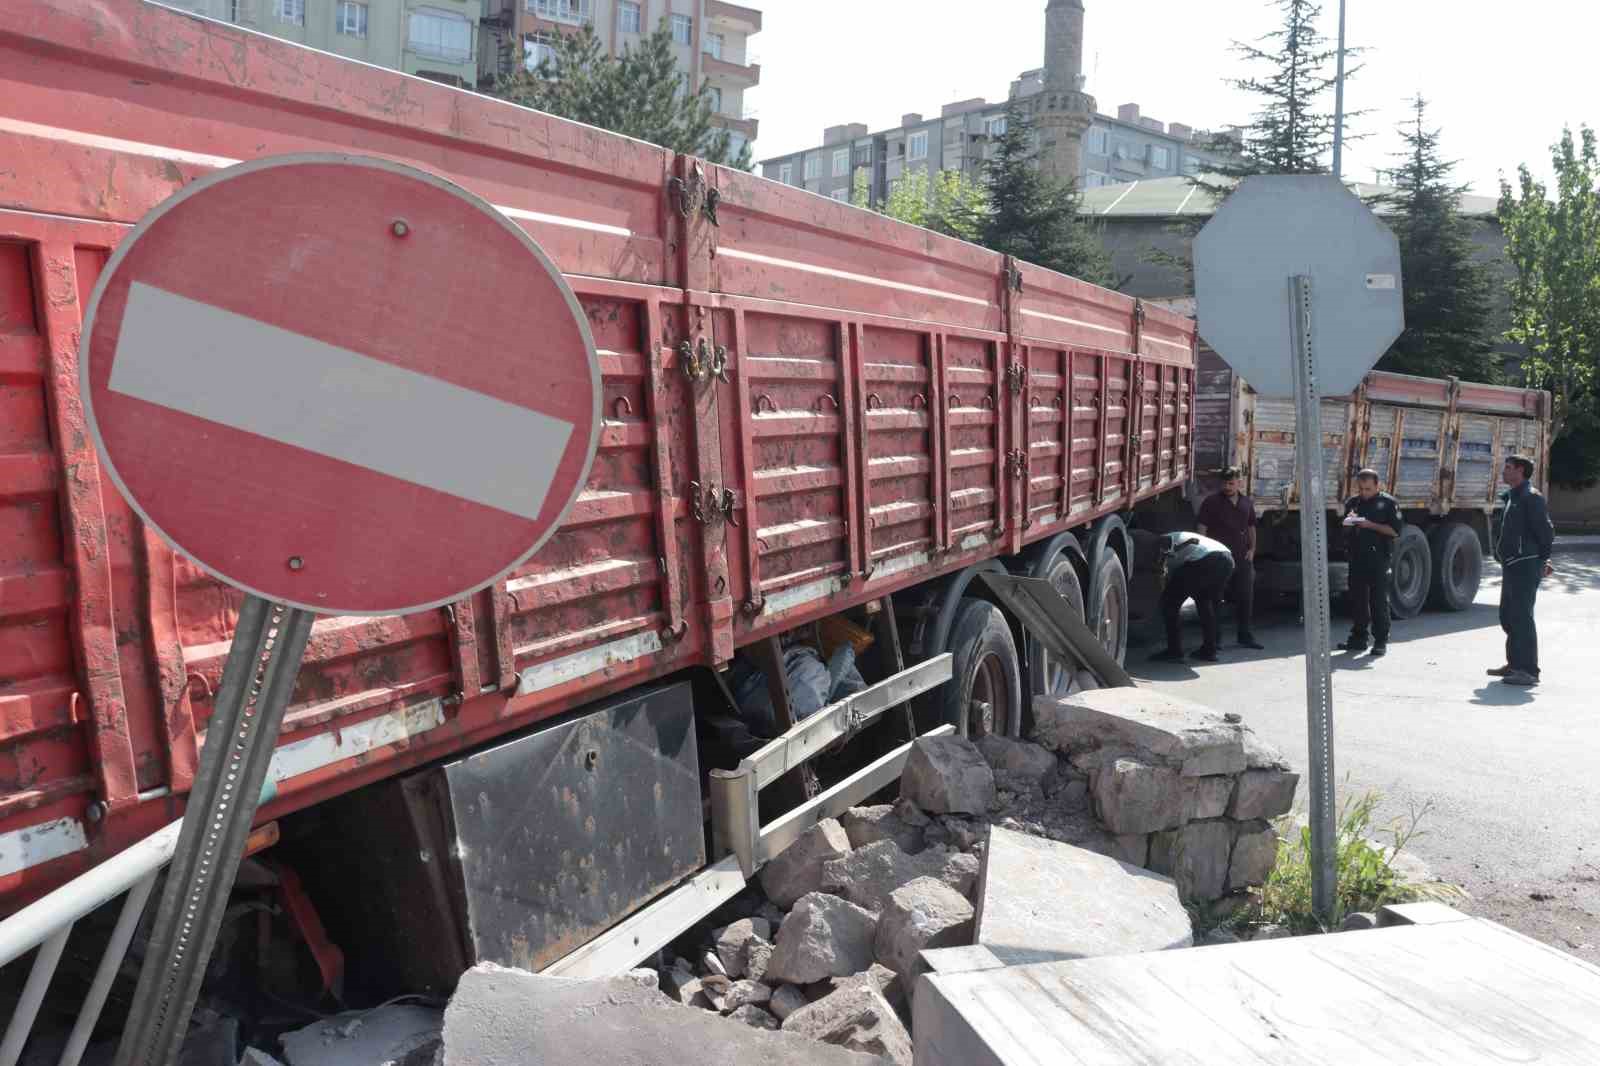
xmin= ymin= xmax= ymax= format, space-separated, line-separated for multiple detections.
xmin=746 ymin=0 xmax=1599 ymax=197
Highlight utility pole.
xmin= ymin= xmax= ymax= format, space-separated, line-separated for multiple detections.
xmin=1332 ymin=0 xmax=1347 ymax=178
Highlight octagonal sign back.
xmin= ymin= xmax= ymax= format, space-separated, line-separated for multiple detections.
xmin=1193 ymin=175 xmax=1403 ymax=397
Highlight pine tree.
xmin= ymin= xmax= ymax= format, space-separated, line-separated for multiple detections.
xmin=978 ymin=102 xmax=1113 ymax=285
xmin=494 ymin=24 xmax=751 ymax=169
xmin=1371 ymin=97 xmax=1496 ymax=381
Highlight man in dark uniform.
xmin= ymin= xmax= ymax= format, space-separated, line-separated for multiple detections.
xmin=1149 ymin=531 xmax=1235 ymax=663
xmin=1490 ymin=455 xmax=1555 ymax=687
xmin=1338 ymin=469 xmax=1402 ymax=657
xmin=1197 ymin=467 xmax=1264 ymax=649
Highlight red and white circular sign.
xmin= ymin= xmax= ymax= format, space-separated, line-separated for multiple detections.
xmin=80 ymin=154 xmax=600 ymax=616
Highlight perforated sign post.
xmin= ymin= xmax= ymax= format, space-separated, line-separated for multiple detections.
xmin=81 ymin=155 xmax=600 ymax=1065
xmin=1194 ymin=175 xmax=1403 ymax=924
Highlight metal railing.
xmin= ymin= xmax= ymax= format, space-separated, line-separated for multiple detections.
xmin=0 ymin=822 xmax=180 ymax=1066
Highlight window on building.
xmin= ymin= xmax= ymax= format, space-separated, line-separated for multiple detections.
xmin=671 ymin=13 xmax=692 ymax=45
xmin=1088 ymin=129 xmax=1108 ymax=155
xmin=409 ymin=8 xmax=472 ymax=61
xmin=273 ymin=0 xmax=303 ymax=25
xmin=707 ymin=86 xmax=722 ymax=112
xmin=1150 ymin=145 xmax=1171 ymax=169
xmin=704 ymin=32 xmax=724 ymax=59
xmin=1085 ymin=170 xmax=1110 ymax=188
xmin=528 ymin=0 xmax=592 ymax=25
xmin=335 ymin=0 xmax=366 ymax=36
xmin=523 ymin=32 xmax=558 ymax=70
xmin=984 ymin=115 xmax=1008 ymax=138
xmin=803 ymin=154 xmax=821 ymax=180
xmin=907 ymin=131 xmax=928 ymax=161
xmin=618 ymin=0 xmax=641 ymax=33
xmin=226 ymin=0 xmax=252 ymax=22
xmin=830 ymin=189 xmax=850 ymax=202
xmin=832 ymin=149 xmax=849 ymax=177
xmin=778 ymin=163 xmax=793 ymax=184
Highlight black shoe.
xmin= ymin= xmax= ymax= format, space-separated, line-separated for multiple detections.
xmin=1337 ymin=638 xmax=1368 ymax=652
xmin=1148 ymin=649 xmax=1186 ymax=663
xmin=1370 ymin=644 xmax=1387 ymax=657
xmin=1190 ymin=647 xmax=1220 ymax=662
xmin=1486 ymin=664 xmax=1513 ymax=677
xmin=1237 ymin=635 xmax=1265 ymax=650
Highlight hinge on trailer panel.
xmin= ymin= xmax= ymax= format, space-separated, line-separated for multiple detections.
xmin=1006 ymin=363 xmax=1028 ymax=394
xmin=679 ymin=337 xmax=729 ymax=384
xmin=1004 ymin=262 xmax=1023 ymax=292
xmin=704 ymin=186 xmax=721 ymax=227
xmin=717 ymin=486 xmax=740 ymax=528
xmin=669 ymin=165 xmax=706 ymax=219
xmin=1005 ymin=449 xmax=1029 ymax=479
xmin=1134 ymin=299 xmax=1147 ymax=328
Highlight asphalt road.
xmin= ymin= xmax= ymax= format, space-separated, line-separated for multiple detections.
xmin=1126 ymin=541 xmax=1600 ymax=959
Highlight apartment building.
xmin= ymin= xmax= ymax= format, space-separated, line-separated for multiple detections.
xmin=160 ymin=0 xmax=483 ymax=87
xmin=479 ymin=0 xmax=762 ymax=157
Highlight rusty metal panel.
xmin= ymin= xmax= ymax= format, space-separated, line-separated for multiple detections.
xmin=945 ymin=336 xmax=1006 ymax=547
xmin=1456 ymin=415 xmax=1497 ymax=502
xmin=1396 ymin=410 xmax=1445 ymax=503
xmin=861 ymin=325 xmax=938 ymax=574
xmin=442 ymin=681 xmax=702 ymax=973
xmin=1023 ymin=346 xmax=1070 ymax=530
xmin=1249 ymin=398 xmax=1350 ymax=507
xmin=1365 ymin=406 xmax=1399 ymax=492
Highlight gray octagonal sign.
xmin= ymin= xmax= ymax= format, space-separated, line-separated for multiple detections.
xmin=1194 ymin=175 xmax=1403 ymax=397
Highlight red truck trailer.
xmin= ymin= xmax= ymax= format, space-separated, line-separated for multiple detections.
xmin=0 ymin=0 xmax=1194 ymax=1000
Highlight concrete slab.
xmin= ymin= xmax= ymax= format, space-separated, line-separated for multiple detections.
xmin=442 ymin=963 xmax=887 ymax=1065
xmin=973 ymin=827 xmax=1192 ymax=967
xmin=1032 ymin=688 xmax=1246 ymax=776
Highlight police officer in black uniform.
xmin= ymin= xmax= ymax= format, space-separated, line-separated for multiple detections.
xmin=1338 ymin=468 xmax=1403 ymax=657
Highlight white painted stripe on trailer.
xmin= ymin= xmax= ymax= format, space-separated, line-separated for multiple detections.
xmin=265 ymin=699 xmax=447 ymax=787
xmin=110 ymin=283 xmax=574 ymax=521
xmin=0 ymin=817 xmax=88 ymax=878
xmin=1144 ymin=334 xmax=1192 ymax=352
xmin=1020 ymin=308 xmax=1125 ymax=335
xmin=517 ymin=630 xmax=664 ymax=695
xmin=493 ymin=203 xmax=633 ymax=239
xmin=0 ymin=116 xmax=242 ymax=169
xmin=719 ymin=247 xmax=991 ymax=308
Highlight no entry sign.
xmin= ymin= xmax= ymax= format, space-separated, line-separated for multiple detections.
xmin=80 ymin=154 xmax=599 ymax=615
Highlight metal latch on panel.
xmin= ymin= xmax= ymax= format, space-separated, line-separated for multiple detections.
xmin=678 ymin=337 xmax=729 ymax=384
xmin=689 ymin=482 xmax=738 ymax=527
xmin=1005 ymin=363 xmax=1029 ymax=393
xmin=669 ymin=165 xmax=705 ymax=219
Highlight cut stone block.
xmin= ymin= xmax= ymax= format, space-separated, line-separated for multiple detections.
xmin=765 ymin=892 xmax=878 ymax=985
xmin=1032 ymin=688 xmax=1246 ymax=776
xmin=1149 ymin=819 xmax=1234 ymax=902
xmin=976 ymin=735 xmax=1058 ymax=783
xmin=1229 ymin=768 xmax=1300 ymax=821
xmin=973 ymin=826 xmax=1191 ymax=966
xmin=901 ymin=737 xmax=996 ymax=815
xmin=1228 ymin=820 xmax=1279 ymax=890
xmin=759 ymin=818 xmax=851 ymax=910
xmin=783 ymin=979 xmax=912 ymax=1066
xmin=873 ymin=876 xmax=976 ymax=978
xmin=1092 ymin=758 xmax=1195 ymax=834
xmin=840 ymin=804 xmax=927 ymax=855
xmin=1189 ymin=776 xmax=1235 ymax=820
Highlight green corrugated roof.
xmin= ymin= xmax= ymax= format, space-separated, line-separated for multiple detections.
xmin=1078 ymin=175 xmax=1499 ymax=218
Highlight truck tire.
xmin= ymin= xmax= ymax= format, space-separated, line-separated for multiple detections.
xmin=1087 ymin=550 xmax=1130 ymax=665
xmin=933 ymin=598 xmax=1022 ymax=740
xmin=1026 ymin=550 xmax=1088 ymax=704
xmin=1426 ymin=522 xmax=1483 ymax=612
xmin=1388 ymin=525 xmax=1432 ymax=619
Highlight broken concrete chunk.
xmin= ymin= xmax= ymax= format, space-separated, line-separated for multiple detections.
xmin=1227 ymin=820 xmax=1280 ymax=890
xmin=1228 ymin=768 xmax=1300 ymax=821
xmin=765 ymin=892 xmax=878 ymax=985
xmin=1241 ymin=727 xmax=1293 ymax=770
xmin=900 ymin=736 xmax=996 ymax=815
xmin=723 ymin=979 xmax=774 ymax=1013
xmin=661 ymin=967 xmax=699 ymax=1002
xmin=1149 ymin=819 xmax=1234 ymax=902
xmin=728 ymin=1004 xmax=781 ymax=1031
xmin=282 ymin=1004 xmax=442 ymax=1066
xmin=240 ymin=1050 xmax=287 ymax=1066
xmin=1189 ymin=775 xmax=1234 ymax=821
xmin=1093 ymin=757 xmax=1194 ymax=834
xmin=715 ymin=916 xmax=772 ymax=978
xmin=702 ymin=949 xmax=728 ymax=978
xmin=976 ymin=735 xmax=1058 ymax=782
xmin=625 ymin=967 xmax=660 ymax=989
xmin=782 ymin=980 xmax=913 ymax=1066
xmin=873 ymin=876 xmax=976 ymax=978
xmin=441 ymin=963 xmax=881 ymax=1065
xmin=759 ymin=819 xmax=852 ymax=909
xmin=893 ymin=798 xmax=931 ymax=827
xmin=821 ymin=839 xmax=979 ymax=913
xmin=974 ymin=826 xmax=1191 ymax=966
xmin=744 ymin=936 xmax=774 ymax=982
xmin=840 ymin=804 xmax=927 ymax=855
xmin=668 ymin=974 xmax=704 ymax=1007
xmin=768 ymin=984 xmax=809 ymax=1021
xmin=1032 ymin=689 xmax=1246 ymax=776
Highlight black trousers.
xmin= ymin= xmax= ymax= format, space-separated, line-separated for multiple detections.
xmin=1163 ymin=554 xmax=1235 ymax=654
xmin=1500 ymin=564 xmax=1543 ymax=676
xmin=1347 ymin=555 xmax=1391 ymax=646
xmin=1226 ymin=556 xmax=1256 ymax=638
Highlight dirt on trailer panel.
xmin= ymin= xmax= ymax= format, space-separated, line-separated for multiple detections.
xmin=0 ymin=0 xmax=1194 ymax=910
xmin=1193 ymin=347 xmax=1551 ymax=513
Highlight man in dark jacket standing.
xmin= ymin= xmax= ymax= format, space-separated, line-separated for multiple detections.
xmin=1197 ymin=467 xmax=1264 ymax=649
xmin=1491 ymin=455 xmax=1555 ymax=687
xmin=1338 ymin=469 xmax=1403 ymax=657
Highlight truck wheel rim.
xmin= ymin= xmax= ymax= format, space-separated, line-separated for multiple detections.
xmin=969 ymin=654 xmax=1012 ymax=737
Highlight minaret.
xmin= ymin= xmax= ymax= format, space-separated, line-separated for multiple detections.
xmin=1037 ymin=0 xmax=1096 ymax=183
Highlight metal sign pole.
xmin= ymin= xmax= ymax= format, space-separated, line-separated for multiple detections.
xmin=114 ymin=596 xmax=314 ymax=1066
xmin=1288 ymin=275 xmax=1338 ymax=922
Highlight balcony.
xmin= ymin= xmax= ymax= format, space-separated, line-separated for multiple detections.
xmin=708 ymin=0 xmax=761 ymax=35
xmin=712 ymin=113 xmax=759 ymax=141
xmin=702 ymin=52 xmax=759 ymax=86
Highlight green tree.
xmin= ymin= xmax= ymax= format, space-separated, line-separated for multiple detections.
xmin=1371 ymin=97 xmax=1497 ymax=381
xmin=977 ymin=102 xmax=1112 ymax=285
xmin=1498 ymin=126 xmax=1600 ymax=450
xmin=494 ymin=23 xmax=751 ymax=169
xmin=855 ymin=167 xmax=989 ymax=244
